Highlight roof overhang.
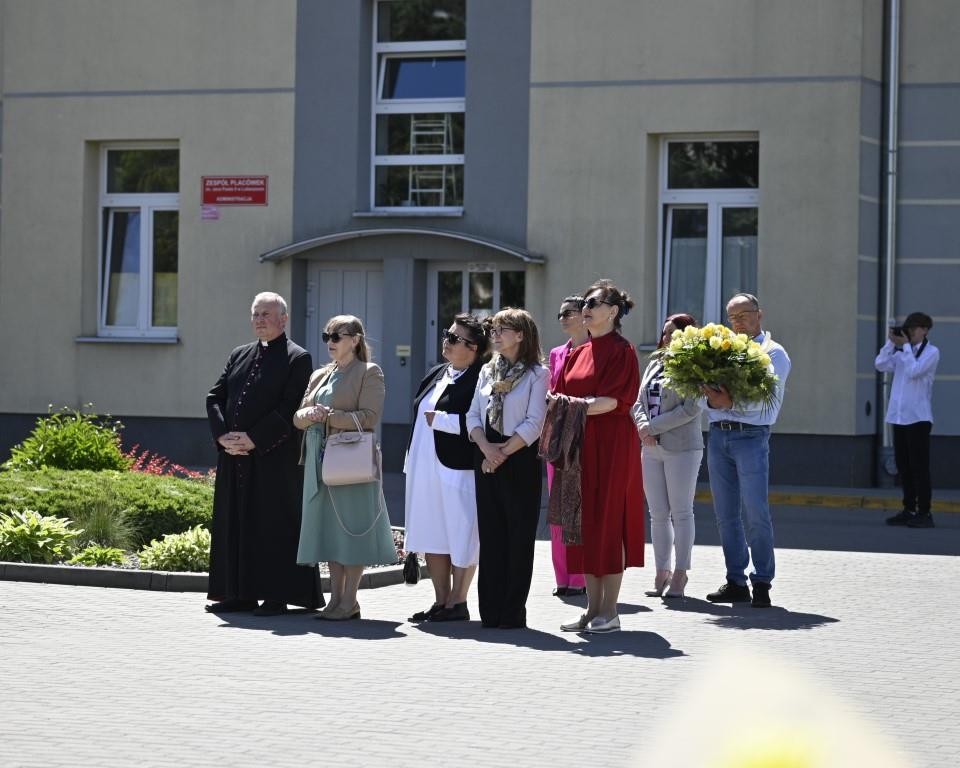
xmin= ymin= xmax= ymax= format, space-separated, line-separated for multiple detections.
xmin=258 ymin=227 xmax=544 ymax=264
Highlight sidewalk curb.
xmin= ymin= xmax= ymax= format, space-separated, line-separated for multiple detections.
xmin=693 ymin=490 xmax=960 ymax=513
xmin=0 ymin=561 xmax=427 ymax=593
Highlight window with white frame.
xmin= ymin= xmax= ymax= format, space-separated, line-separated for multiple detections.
xmin=372 ymin=0 xmax=465 ymax=211
xmin=99 ymin=145 xmax=179 ymax=337
xmin=659 ymin=137 xmax=759 ymax=324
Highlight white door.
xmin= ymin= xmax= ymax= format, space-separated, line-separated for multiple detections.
xmin=305 ymin=262 xmax=384 ymax=438
xmin=306 ymin=262 xmax=384 ymax=362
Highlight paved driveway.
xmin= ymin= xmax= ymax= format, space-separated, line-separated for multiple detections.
xmin=2 ymin=509 xmax=958 ymax=768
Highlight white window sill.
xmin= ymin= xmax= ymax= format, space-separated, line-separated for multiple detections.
xmin=353 ymin=209 xmax=464 ymax=218
xmin=76 ymin=336 xmax=180 ymax=345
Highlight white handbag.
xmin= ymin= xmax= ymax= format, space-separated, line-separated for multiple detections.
xmin=321 ymin=411 xmax=380 ymax=486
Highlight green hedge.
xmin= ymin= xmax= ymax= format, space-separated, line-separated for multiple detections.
xmin=0 ymin=469 xmax=213 ymax=546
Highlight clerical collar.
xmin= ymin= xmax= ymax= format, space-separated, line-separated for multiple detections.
xmin=260 ymin=333 xmax=286 ymax=348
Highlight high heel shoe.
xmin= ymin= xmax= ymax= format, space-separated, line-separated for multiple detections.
xmin=644 ymin=569 xmax=673 ymax=597
xmin=664 ymin=571 xmax=688 ymax=599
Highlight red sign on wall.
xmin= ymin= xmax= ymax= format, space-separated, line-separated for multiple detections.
xmin=202 ymin=176 xmax=268 ymax=206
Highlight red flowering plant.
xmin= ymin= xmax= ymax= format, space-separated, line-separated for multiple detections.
xmin=124 ymin=445 xmax=211 ymax=482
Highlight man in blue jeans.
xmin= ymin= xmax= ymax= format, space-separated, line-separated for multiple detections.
xmin=700 ymin=293 xmax=791 ymax=608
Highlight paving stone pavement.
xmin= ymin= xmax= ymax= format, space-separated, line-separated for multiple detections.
xmin=1 ymin=512 xmax=959 ymax=768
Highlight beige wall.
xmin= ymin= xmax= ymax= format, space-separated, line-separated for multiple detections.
xmin=528 ymin=0 xmax=876 ymax=435
xmin=0 ymin=0 xmax=297 ymax=418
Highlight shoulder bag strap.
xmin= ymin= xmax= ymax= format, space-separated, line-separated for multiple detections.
xmin=325 ymin=446 xmax=387 ymax=538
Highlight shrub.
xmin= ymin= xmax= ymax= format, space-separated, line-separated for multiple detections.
xmin=5 ymin=406 xmax=132 ymax=472
xmin=68 ymin=545 xmax=125 ymax=567
xmin=0 ymin=469 xmax=212 ymax=546
xmin=0 ymin=510 xmax=82 ymax=564
xmin=138 ymin=525 xmax=211 ymax=572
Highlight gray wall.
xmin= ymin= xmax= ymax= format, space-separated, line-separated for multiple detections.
xmin=293 ymin=0 xmax=531 ymax=246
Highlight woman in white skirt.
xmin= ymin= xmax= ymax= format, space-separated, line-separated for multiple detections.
xmin=404 ymin=314 xmax=489 ymax=622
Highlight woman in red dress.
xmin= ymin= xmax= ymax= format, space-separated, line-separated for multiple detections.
xmin=555 ymin=279 xmax=643 ymax=633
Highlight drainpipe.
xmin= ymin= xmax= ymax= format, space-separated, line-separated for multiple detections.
xmin=877 ymin=0 xmax=901 ymax=486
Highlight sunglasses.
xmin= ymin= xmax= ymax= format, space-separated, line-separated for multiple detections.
xmin=489 ymin=326 xmax=518 ymax=337
xmin=322 ymin=332 xmax=355 ymax=343
xmin=557 ymin=309 xmax=582 ymax=320
xmin=583 ymin=297 xmax=614 ymax=310
xmin=441 ymin=330 xmax=476 ymax=348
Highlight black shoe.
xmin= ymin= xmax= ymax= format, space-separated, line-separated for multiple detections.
xmin=907 ymin=512 xmax=935 ymax=528
xmin=409 ymin=604 xmax=442 ymax=623
xmin=430 ymin=602 xmax=470 ymax=622
xmin=565 ymin=587 xmax=586 ymax=597
xmin=205 ymin=599 xmax=258 ymax=613
xmin=552 ymin=586 xmax=569 ymax=597
xmin=751 ymin=582 xmax=772 ymax=608
xmin=253 ymin=601 xmax=288 ymax=616
xmin=706 ymin=580 xmax=751 ymax=603
xmin=886 ymin=509 xmax=917 ymax=526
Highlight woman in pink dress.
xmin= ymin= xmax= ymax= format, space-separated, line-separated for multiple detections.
xmin=546 ymin=295 xmax=588 ymax=597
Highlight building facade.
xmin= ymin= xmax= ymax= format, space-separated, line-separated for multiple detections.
xmin=0 ymin=0 xmax=957 ymax=485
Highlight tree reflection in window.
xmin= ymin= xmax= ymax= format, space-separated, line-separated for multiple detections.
xmin=667 ymin=141 xmax=758 ymax=189
xmin=378 ymin=0 xmax=466 ymax=42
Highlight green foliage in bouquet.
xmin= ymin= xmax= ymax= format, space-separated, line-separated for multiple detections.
xmin=659 ymin=323 xmax=780 ymax=410
xmin=138 ymin=525 xmax=211 ymax=573
xmin=0 ymin=510 xmax=82 ymax=563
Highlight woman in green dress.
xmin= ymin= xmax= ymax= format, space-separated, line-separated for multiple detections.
xmin=295 ymin=315 xmax=396 ymax=620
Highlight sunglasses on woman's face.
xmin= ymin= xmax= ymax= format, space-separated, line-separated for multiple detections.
xmin=322 ymin=332 xmax=354 ymax=343
xmin=583 ymin=296 xmax=613 ymax=310
xmin=557 ymin=309 xmax=582 ymax=320
xmin=441 ymin=330 xmax=475 ymax=348
xmin=488 ymin=326 xmax=518 ymax=337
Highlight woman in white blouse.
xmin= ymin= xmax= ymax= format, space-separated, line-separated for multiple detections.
xmin=467 ymin=308 xmax=549 ymax=629
xmin=404 ymin=314 xmax=489 ymax=623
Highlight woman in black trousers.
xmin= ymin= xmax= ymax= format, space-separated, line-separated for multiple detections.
xmin=466 ymin=308 xmax=549 ymax=629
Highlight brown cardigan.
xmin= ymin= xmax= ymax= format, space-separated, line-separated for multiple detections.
xmin=294 ymin=357 xmax=385 ymax=463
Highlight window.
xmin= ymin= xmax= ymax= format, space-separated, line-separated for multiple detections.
xmin=372 ymin=0 xmax=466 ymax=211
xmin=659 ymin=137 xmax=758 ymax=324
xmin=99 ymin=145 xmax=179 ymax=337
xmin=426 ymin=264 xmax=525 ymax=364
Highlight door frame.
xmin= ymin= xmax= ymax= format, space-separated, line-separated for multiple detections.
xmin=424 ymin=261 xmax=526 ymax=368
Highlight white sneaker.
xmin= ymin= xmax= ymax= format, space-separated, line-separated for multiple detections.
xmin=560 ymin=613 xmax=590 ymax=632
xmin=586 ymin=615 xmax=620 ymax=633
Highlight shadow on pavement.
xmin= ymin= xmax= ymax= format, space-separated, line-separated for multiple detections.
xmin=214 ymin=613 xmax=406 ymax=639
xmin=661 ymin=596 xmax=839 ymax=631
xmin=557 ymin=594 xmax=652 ymax=616
xmin=684 ymin=503 xmax=960 ymax=557
xmin=412 ymin=621 xmax=685 ymax=659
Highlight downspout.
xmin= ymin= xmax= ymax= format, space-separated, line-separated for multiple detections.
xmin=878 ymin=0 xmax=901 ymax=485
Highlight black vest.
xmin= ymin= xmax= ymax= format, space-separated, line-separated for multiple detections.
xmin=407 ymin=361 xmax=482 ymax=470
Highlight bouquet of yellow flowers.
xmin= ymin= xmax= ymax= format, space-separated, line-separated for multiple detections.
xmin=659 ymin=323 xmax=779 ymax=410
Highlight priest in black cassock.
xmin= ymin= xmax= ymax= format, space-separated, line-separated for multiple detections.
xmin=205 ymin=292 xmax=323 ymax=615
